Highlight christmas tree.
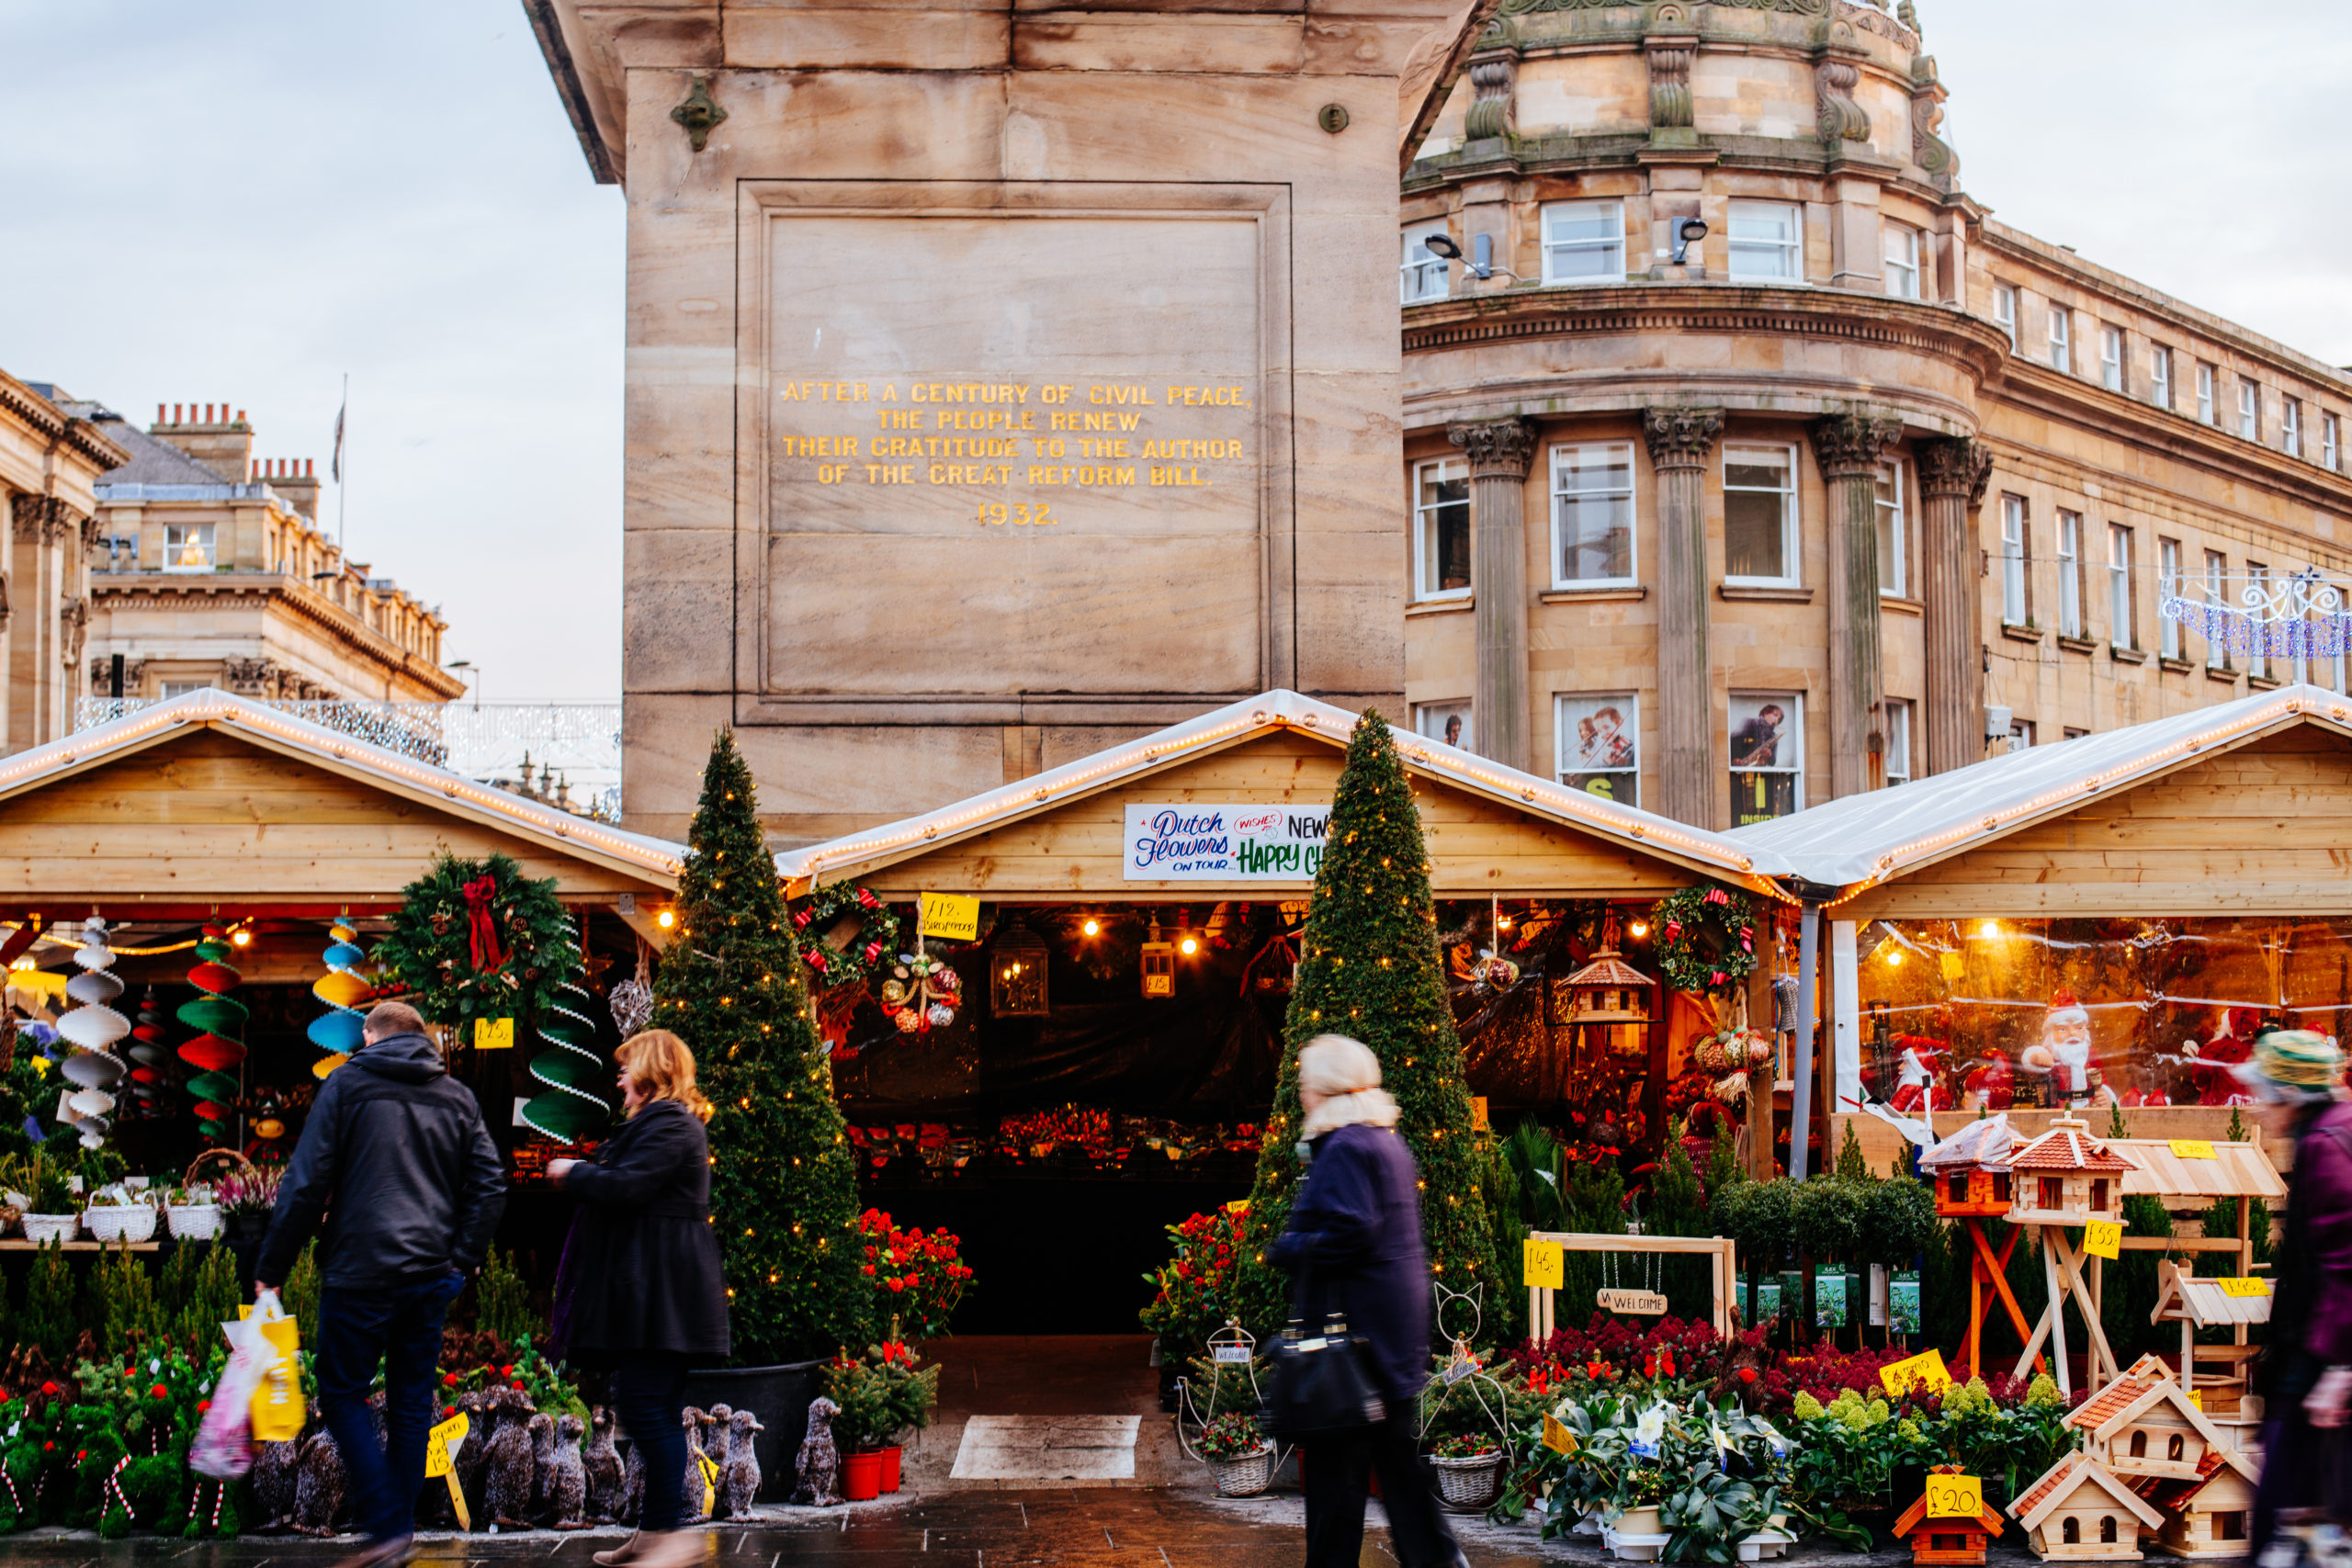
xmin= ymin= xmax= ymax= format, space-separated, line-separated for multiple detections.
xmin=654 ymin=730 xmax=868 ymax=1363
xmin=1235 ymin=712 xmax=1496 ymax=1334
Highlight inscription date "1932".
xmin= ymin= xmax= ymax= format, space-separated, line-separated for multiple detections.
xmin=974 ymin=502 xmax=1056 ymax=526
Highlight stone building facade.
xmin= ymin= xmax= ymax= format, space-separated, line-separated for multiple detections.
xmin=1398 ymin=0 xmax=2352 ymax=828
xmin=48 ymin=398 xmax=463 ymax=706
xmin=0 ymin=372 xmax=130 ymax=753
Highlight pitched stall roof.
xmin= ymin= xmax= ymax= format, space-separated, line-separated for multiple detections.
xmin=775 ymin=689 xmax=1792 ymax=897
xmin=1728 ymin=684 xmax=2352 ymax=893
xmin=2104 ymin=1138 xmax=2286 ymax=1201
xmin=0 ymin=689 xmax=683 ymax=891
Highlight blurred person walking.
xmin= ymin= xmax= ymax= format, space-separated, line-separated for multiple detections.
xmin=2237 ymin=1029 xmax=2352 ymax=1554
xmin=1269 ymin=1034 xmax=1464 ymax=1568
xmin=256 ymin=1000 xmax=506 ymax=1568
xmin=549 ymin=1030 xmax=729 ymax=1568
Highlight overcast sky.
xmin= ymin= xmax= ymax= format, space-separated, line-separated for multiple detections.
xmin=1 ymin=0 xmax=2346 ymax=703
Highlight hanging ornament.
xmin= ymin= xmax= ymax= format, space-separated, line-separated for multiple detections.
xmin=178 ymin=922 xmax=248 ymax=1144
xmin=607 ymin=945 xmax=655 ymax=1039
xmin=522 ymin=917 xmax=610 ymax=1142
xmin=790 ymin=883 xmax=902 ymax=991
xmin=58 ymin=919 xmax=129 ymax=1148
xmin=307 ymin=919 xmax=371 ymax=1078
xmin=879 ymin=941 xmax=961 ymax=1033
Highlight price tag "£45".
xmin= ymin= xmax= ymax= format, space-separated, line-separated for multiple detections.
xmin=1925 ymin=1473 xmax=1984 ymax=1519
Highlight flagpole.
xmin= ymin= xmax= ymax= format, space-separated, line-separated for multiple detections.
xmin=334 ymin=373 xmax=348 ymax=553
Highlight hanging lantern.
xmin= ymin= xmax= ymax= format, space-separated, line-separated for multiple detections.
xmin=989 ymin=924 xmax=1051 ymax=1018
xmin=58 ymin=919 xmax=128 ymax=1148
xmin=523 ymin=916 xmax=610 ymax=1142
xmin=178 ymin=921 xmax=247 ymax=1144
xmin=308 ymin=919 xmax=371 ymax=1078
xmin=1140 ymin=919 xmax=1175 ymax=1000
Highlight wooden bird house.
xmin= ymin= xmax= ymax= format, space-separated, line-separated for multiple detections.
xmin=1895 ymin=1490 xmax=2005 ymax=1567
xmin=2008 ymin=1451 xmax=2165 ymax=1562
xmin=2005 ymin=1115 xmax=2136 ymax=1227
xmin=1919 ymin=1113 xmax=2019 ymax=1218
xmin=2143 ymin=1452 xmax=2257 ymax=1561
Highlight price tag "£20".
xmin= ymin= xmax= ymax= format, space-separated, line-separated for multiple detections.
xmin=1925 ymin=1473 xmax=1984 ymax=1519
xmin=2169 ymin=1139 xmax=2218 ymax=1160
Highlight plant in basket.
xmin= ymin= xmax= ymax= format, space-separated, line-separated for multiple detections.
xmin=1431 ymin=1431 xmax=1499 ymax=1459
xmin=1198 ymin=1410 xmax=1268 ymax=1460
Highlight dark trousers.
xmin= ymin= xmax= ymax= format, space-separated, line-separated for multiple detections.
xmin=614 ymin=1353 xmax=692 ymax=1532
xmin=1301 ymin=1415 xmax=1459 ymax=1568
xmin=316 ymin=1270 xmax=465 ymax=1542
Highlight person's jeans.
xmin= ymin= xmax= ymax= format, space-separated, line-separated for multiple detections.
xmin=316 ymin=1269 xmax=467 ymax=1542
xmin=613 ymin=1354 xmax=692 ymax=1532
xmin=1301 ymin=1413 xmax=1460 ymax=1568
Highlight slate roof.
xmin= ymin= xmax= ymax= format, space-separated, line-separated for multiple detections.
xmin=74 ymin=407 xmax=243 ymax=488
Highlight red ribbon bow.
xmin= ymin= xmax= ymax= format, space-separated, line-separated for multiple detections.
xmin=460 ymin=875 xmax=506 ymax=972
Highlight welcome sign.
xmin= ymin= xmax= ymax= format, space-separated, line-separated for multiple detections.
xmin=1123 ymin=804 xmax=1329 ymax=881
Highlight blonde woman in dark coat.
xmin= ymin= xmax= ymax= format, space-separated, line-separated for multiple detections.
xmin=549 ymin=1031 xmax=728 ymax=1568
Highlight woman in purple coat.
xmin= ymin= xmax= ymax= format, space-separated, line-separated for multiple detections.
xmin=1268 ymin=1035 xmax=1464 ymax=1568
xmin=2236 ymin=1030 xmax=2352 ymax=1549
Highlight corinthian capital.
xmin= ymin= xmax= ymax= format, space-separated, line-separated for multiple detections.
xmin=1641 ymin=406 xmax=1724 ymax=470
xmin=1447 ymin=416 xmax=1539 ymax=480
xmin=1809 ymin=409 xmax=1904 ymax=479
xmin=1917 ymin=435 xmax=1996 ymax=505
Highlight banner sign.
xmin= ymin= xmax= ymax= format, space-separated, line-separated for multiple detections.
xmin=1123 ymin=805 xmax=1329 ymax=881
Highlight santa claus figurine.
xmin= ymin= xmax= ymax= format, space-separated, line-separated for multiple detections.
xmin=2185 ymin=1006 xmax=2262 ymax=1107
xmin=2019 ymin=989 xmax=2097 ymax=1107
xmin=1890 ymin=1035 xmax=1953 ymax=1114
xmin=1960 ymin=1049 xmax=2016 ymax=1112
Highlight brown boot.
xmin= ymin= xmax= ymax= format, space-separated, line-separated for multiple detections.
xmin=593 ymin=1532 xmax=644 ymax=1567
xmin=628 ymin=1530 xmax=709 ymax=1568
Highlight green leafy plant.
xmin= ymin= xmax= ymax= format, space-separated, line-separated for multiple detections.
xmin=1233 ymin=712 xmax=1497 ymax=1334
xmin=1431 ymin=1429 xmax=1500 ymax=1459
xmin=822 ymin=1353 xmax=898 ymax=1451
xmin=471 ymin=1243 xmax=539 ymax=1347
xmin=282 ymin=1238 xmax=322 ymax=1350
xmin=163 ymin=1242 xmax=239 ymax=1349
xmin=20 ymin=1239 xmax=77 ymax=1361
xmin=661 ymin=730 xmax=867 ymax=1363
xmin=93 ymin=1243 xmax=165 ymax=1358
xmin=374 ymin=852 xmax=582 ymax=1023
xmin=1198 ymin=1410 xmax=1268 ymax=1460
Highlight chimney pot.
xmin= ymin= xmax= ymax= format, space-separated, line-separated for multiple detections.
xmin=235 ymin=409 xmax=245 ymax=423
xmin=155 ymin=403 xmax=165 ymax=423
xmin=171 ymin=404 xmax=182 ymax=423
xmin=305 ymin=458 xmax=313 ymax=477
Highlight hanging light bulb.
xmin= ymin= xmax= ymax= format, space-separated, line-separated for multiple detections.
xmin=656 ymin=908 xmax=676 ymax=930
xmin=1979 ymin=919 xmax=2001 ymax=938
xmin=230 ymin=926 xmax=254 ymax=948
xmin=1627 ymin=919 xmax=1650 ymax=939
xmin=1081 ymin=917 xmax=1101 ymax=938
xmin=1179 ymin=935 xmax=1199 ymax=956
xmin=1885 ymin=948 xmax=1905 ymax=966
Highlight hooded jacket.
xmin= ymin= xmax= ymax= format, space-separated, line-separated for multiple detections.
xmin=256 ymin=1030 xmax=507 ymax=1291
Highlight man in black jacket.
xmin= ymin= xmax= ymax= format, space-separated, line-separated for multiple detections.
xmin=257 ymin=1001 xmax=505 ymax=1567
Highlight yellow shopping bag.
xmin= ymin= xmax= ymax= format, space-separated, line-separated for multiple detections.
xmin=244 ymin=1296 xmax=305 ymax=1443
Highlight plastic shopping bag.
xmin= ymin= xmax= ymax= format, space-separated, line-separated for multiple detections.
xmin=247 ymin=1292 xmax=305 ymax=1443
xmin=190 ymin=1303 xmax=274 ymax=1479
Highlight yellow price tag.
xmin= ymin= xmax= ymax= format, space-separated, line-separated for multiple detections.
xmin=1925 ymin=1473 xmax=1984 ymax=1519
xmin=474 ymin=1016 xmax=514 ymax=1051
xmin=2218 ymin=1277 xmax=2272 ymax=1298
xmin=1522 ymin=1238 xmax=1565 ymax=1291
xmin=2084 ymin=1221 xmax=2122 ymax=1261
xmin=2169 ymin=1139 xmax=2218 ymax=1160
xmin=424 ymin=1412 xmax=469 ymax=1479
xmin=1542 ymin=1413 xmax=1577 ymax=1455
xmin=918 ymin=892 xmax=980 ymax=942
xmin=1879 ymin=1348 xmax=1953 ymax=1398
xmin=697 ymin=1451 xmax=718 ymax=1517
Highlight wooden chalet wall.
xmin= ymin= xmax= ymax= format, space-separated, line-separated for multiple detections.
xmin=839 ymin=730 xmax=1710 ymax=898
xmin=1840 ymin=727 xmax=2352 ymax=919
xmin=0 ymin=730 xmax=664 ymax=911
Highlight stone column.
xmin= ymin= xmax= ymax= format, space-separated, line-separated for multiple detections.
xmin=1917 ymin=435 xmax=1996 ymax=776
xmin=1809 ymin=410 xmax=1904 ymax=798
xmin=7 ymin=496 xmax=65 ymax=754
xmin=1642 ymin=406 xmax=1724 ymax=827
xmin=1448 ymin=417 xmax=1538 ymax=774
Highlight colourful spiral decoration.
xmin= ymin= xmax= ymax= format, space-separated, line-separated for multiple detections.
xmin=58 ymin=919 xmax=129 ymax=1149
xmin=177 ymin=922 xmax=247 ymax=1143
xmin=126 ymin=988 xmax=176 ymax=1113
xmin=521 ymin=918 xmax=607 ymax=1142
xmin=308 ymin=919 xmax=371 ymax=1078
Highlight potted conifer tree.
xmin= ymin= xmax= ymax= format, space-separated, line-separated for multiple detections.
xmin=661 ymin=729 xmax=873 ymax=1499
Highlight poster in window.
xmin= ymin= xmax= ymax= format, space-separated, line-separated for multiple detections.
xmin=1556 ymin=694 xmax=1637 ymax=807
xmin=1415 ymin=701 xmax=1472 ymax=752
xmin=1729 ymin=694 xmax=1800 ymax=826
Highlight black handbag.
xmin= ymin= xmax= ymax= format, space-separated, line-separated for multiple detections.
xmin=1261 ymin=1257 xmax=1386 ymax=1442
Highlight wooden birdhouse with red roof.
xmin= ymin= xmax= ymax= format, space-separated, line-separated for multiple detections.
xmin=2005 ymin=1114 xmax=2138 ymax=1226
xmin=2008 ymin=1451 xmax=2165 ymax=1561
xmin=1920 ymin=1112 xmax=2019 ymax=1218
xmin=2070 ymin=1354 xmax=2237 ymax=1480
xmin=1896 ymin=1483 xmax=2006 ymax=1566
xmin=2142 ymin=1450 xmax=2258 ymax=1560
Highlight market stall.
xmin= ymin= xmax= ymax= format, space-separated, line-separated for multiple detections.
xmin=774 ymin=690 xmax=1795 ymax=1331
xmin=0 ymin=690 xmax=681 ymax=1262
xmin=1733 ymin=683 xmax=2352 ymax=1173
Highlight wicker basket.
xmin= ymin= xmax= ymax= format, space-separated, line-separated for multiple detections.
xmin=21 ymin=1213 xmax=77 ymax=1245
xmin=85 ymin=1203 xmax=158 ymax=1244
xmin=1209 ymin=1443 xmax=1277 ymax=1497
xmin=1431 ymin=1451 xmax=1503 ymax=1511
xmin=166 ymin=1202 xmax=222 ymax=1241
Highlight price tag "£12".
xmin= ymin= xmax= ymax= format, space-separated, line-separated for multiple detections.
xmin=1925 ymin=1473 xmax=1984 ymax=1519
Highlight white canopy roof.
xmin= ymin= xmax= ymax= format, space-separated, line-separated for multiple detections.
xmin=1727 ymin=683 xmax=2352 ymax=893
xmin=775 ymin=688 xmax=1792 ymax=893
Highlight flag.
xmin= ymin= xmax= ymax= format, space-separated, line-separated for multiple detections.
xmin=331 ymin=382 xmax=346 ymax=482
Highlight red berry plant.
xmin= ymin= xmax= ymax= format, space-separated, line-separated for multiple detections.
xmin=1138 ymin=1205 xmax=1250 ymax=1357
xmin=857 ymin=1208 xmax=974 ymax=1343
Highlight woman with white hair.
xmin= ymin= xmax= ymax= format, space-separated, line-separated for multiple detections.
xmin=1266 ymin=1034 xmax=1463 ymax=1568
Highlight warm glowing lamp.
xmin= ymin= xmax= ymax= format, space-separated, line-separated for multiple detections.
xmin=656 ymin=908 xmax=676 ymax=930
xmin=1979 ymin=919 xmax=2000 ymax=938
xmin=1081 ymin=918 xmax=1101 ymax=938
xmin=1627 ymin=919 xmax=1649 ymax=939
xmin=231 ymin=928 xmax=254 ymax=948
xmin=1179 ymin=935 xmax=1199 ymax=956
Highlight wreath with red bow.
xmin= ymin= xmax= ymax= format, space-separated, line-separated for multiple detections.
xmin=376 ymin=852 xmax=581 ymax=1023
xmin=1650 ymin=882 xmax=1758 ymax=996
xmin=791 ymin=882 xmax=902 ymax=991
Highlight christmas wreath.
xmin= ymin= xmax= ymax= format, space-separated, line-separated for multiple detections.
xmin=792 ymin=882 xmax=902 ymax=990
xmin=1651 ymin=882 xmax=1757 ymax=995
xmin=376 ymin=852 xmax=581 ymax=1022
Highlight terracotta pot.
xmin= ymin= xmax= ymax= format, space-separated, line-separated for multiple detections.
xmin=842 ymin=1449 xmax=883 ymax=1502
xmin=880 ymin=1444 xmax=902 ymax=1494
